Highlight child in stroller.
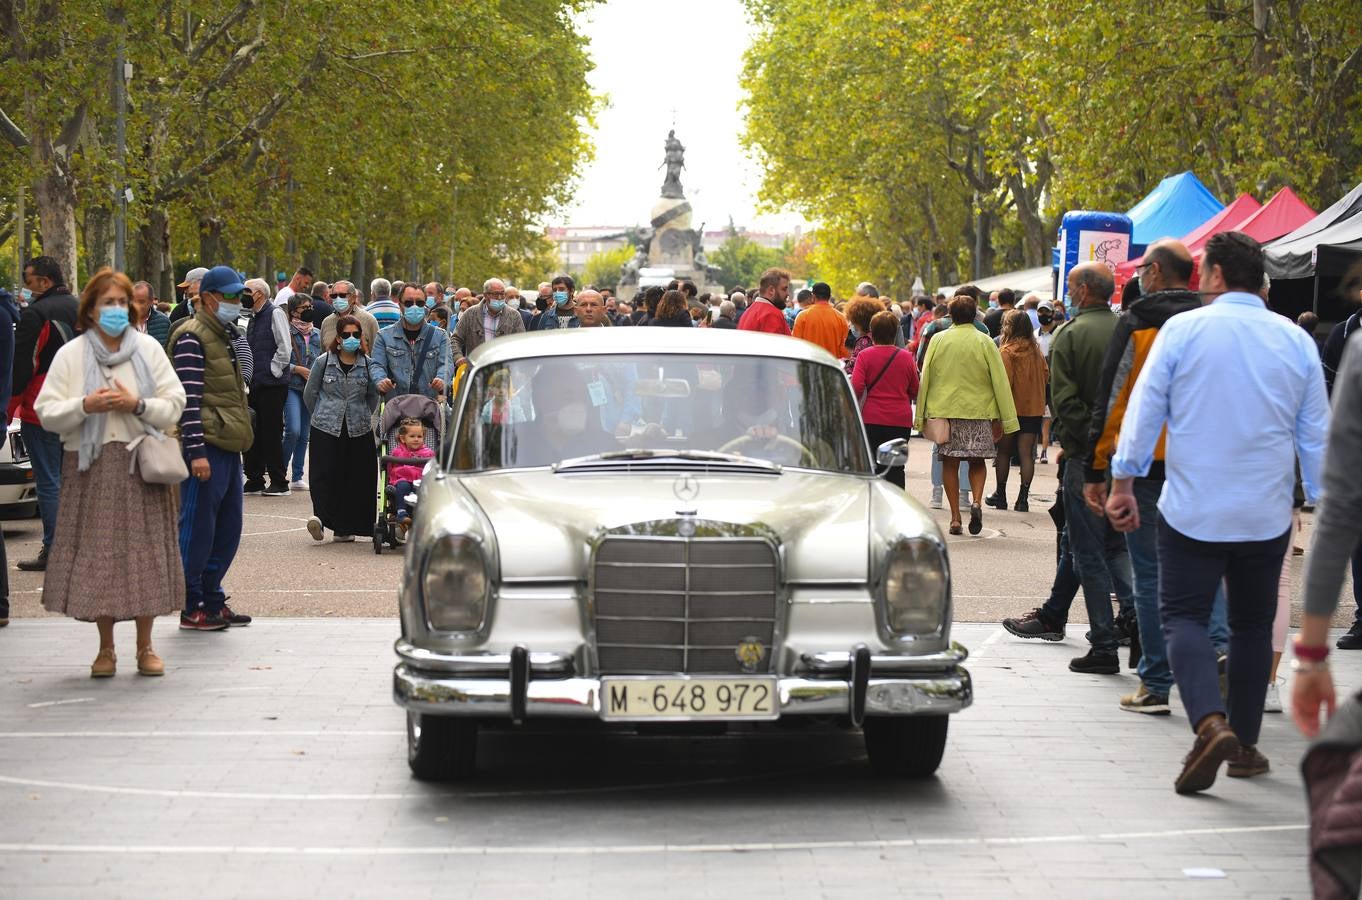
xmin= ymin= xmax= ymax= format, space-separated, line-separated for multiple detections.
xmin=388 ymin=417 xmax=435 ymax=532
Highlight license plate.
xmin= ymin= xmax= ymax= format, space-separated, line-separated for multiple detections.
xmin=600 ymin=677 xmax=779 ymax=721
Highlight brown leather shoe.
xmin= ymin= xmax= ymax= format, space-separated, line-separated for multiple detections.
xmin=1226 ymin=745 xmax=1270 ymax=778
xmin=136 ymin=647 xmax=165 ymax=677
xmin=1175 ymin=714 xmax=1240 ymax=795
xmin=90 ymin=648 xmax=116 ymax=678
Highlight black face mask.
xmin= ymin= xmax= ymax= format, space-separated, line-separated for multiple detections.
xmin=295 ymin=308 xmax=314 ymax=324
xmin=1038 ymin=313 xmax=1053 ymax=325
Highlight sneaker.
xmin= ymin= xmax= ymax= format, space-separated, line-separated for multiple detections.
xmin=290 ymin=479 xmax=309 ymax=491
xmin=263 ymin=483 xmax=291 ymax=497
xmin=1176 ymin=715 xmax=1240 ymax=795
xmin=1226 ymin=745 xmax=1270 ymax=779
xmin=1337 ymin=621 xmax=1362 ymax=650
xmin=306 ymin=516 xmax=325 ymax=542
xmin=1264 ymin=682 xmax=1282 ymax=713
xmin=929 ymin=486 xmax=943 ymax=510
xmin=243 ymin=481 xmax=266 ymax=495
xmin=1119 ymin=684 xmax=1171 ymax=715
xmin=220 ymin=605 xmax=252 ymax=627
xmin=1069 ymin=649 xmax=1120 ymax=675
xmin=1002 ymin=608 xmax=1065 ymax=641
xmin=332 ymin=533 xmax=356 ymax=543
xmin=17 ymin=547 xmax=48 ymax=571
xmin=180 ymin=610 xmax=229 ymax=631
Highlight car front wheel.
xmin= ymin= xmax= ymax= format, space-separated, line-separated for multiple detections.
xmin=863 ymin=715 xmax=949 ymax=778
xmin=406 ymin=711 xmax=478 ymax=781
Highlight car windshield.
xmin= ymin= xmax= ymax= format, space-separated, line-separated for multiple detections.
xmin=448 ymin=354 xmax=871 ymax=475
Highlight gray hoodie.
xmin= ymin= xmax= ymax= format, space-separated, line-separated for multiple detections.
xmin=1304 ymin=331 xmax=1362 ymax=617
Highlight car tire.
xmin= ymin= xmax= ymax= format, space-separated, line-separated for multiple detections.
xmin=863 ymin=715 xmax=949 ymax=778
xmin=406 ymin=711 xmax=478 ymax=782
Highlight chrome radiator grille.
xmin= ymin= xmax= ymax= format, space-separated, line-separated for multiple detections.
xmin=592 ymin=537 xmax=779 ymax=675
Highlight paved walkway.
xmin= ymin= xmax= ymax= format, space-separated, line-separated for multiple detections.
xmin=1 ymin=618 xmax=1345 ymax=898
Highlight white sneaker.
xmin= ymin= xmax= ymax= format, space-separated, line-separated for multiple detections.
xmin=959 ymin=490 xmax=970 ymax=508
xmin=1264 ymin=682 xmax=1282 ymax=713
xmin=332 ymin=534 xmax=355 ymax=543
xmin=930 ymin=486 xmax=943 ymax=510
xmin=290 ymin=479 xmax=309 ymax=491
xmin=306 ymin=516 xmax=324 ymax=542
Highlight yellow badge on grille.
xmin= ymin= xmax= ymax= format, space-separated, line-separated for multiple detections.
xmin=735 ymin=637 xmax=766 ymax=672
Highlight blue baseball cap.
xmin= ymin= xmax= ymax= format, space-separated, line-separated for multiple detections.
xmin=199 ymin=265 xmax=246 ymax=296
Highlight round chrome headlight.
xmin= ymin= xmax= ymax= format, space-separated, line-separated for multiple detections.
xmin=421 ymin=534 xmax=490 ymax=633
xmin=880 ymin=537 xmax=949 ymax=638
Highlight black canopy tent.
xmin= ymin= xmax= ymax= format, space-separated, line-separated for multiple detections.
xmin=1265 ymin=182 xmax=1362 ymax=323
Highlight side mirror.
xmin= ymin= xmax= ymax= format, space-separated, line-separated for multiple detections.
xmin=876 ymin=438 xmax=909 ymax=469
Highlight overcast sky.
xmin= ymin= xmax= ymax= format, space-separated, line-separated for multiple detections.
xmin=552 ymin=0 xmax=807 ymax=233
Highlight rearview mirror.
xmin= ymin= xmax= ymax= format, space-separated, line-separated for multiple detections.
xmin=634 ymin=378 xmax=692 ymax=399
xmin=876 ymin=438 xmax=909 ymax=469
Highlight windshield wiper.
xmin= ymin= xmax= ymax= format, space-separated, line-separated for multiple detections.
xmin=554 ymin=449 xmax=780 ymax=472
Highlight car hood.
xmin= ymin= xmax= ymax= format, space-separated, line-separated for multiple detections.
xmin=456 ymin=468 xmax=871 ymax=582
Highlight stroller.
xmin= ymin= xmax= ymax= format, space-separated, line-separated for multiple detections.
xmin=373 ymin=393 xmax=443 ymax=554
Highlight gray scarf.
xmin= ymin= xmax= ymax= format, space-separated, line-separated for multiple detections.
xmin=80 ymin=330 xmax=158 ymax=472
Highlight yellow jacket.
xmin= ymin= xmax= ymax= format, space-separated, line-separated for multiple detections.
xmin=914 ymin=323 xmax=1020 ymax=433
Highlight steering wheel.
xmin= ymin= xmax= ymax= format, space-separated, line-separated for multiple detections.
xmin=719 ymin=432 xmax=817 ymax=467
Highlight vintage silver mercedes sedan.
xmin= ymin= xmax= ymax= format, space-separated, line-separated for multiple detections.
xmin=393 ymin=328 xmax=971 ymax=780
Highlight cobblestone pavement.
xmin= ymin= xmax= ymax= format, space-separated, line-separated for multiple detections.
xmin=1 ymin=617 xmax=1348 ymax=899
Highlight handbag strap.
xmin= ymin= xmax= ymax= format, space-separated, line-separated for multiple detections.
xmin=862 ymin=349 xmax=900 ymax=398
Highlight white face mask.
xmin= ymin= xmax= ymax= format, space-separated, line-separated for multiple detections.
xmin=507 ymin=297 xmax=521 ymax=309
xmin=556 ymin=404 xmax=588 ymax=433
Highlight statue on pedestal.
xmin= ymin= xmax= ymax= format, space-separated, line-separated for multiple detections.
xmin=659 ymin=130 xmax=686 ymax=199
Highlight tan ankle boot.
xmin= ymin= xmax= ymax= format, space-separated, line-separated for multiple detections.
xmin=91 ymin=648 xmax=116 ymax=678
xmin=136 ymin=647 xmax=165 ymax=677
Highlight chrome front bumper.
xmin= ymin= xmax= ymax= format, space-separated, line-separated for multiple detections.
xmin=393 ymin=641 xmax=972 ymax=720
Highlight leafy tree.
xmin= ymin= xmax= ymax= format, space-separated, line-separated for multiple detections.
xmin=710 ymin=232 xmax=782 ymax=290
xmin=580 ymin=244 xmax=632 ymax=292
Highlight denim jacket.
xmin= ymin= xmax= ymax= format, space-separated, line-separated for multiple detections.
xmin=370 ymin=322 xmax=451 ymax=401
xmin=288 ymin=326 xmax=322 ymax=392
xmin=303 ymin=351 xmax=380 ymax=438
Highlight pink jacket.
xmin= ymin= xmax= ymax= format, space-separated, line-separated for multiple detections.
xmin=387 ymin=444 xmax=434 ymax=485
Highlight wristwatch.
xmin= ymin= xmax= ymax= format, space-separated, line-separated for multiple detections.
xmin=133 ymin=399 xmax=147 ymax=417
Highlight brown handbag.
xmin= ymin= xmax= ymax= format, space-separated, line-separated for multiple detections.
xmin=922 ymin=417 xmax=951 ymax=444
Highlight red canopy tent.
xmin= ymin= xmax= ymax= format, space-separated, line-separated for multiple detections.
xmin=1237 ymin=186 xmax=1317 ymax=244
xmin=1115 ymin=193 xmax=1261 ymax=287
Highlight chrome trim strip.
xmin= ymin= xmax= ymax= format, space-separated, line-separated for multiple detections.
xmin=394 ymin=640 xmax=574 ymax=675
xmin=800 ymin=642 xmax=970 ymax=674
xmin=393 ymin=666 xmax=973 ymax=718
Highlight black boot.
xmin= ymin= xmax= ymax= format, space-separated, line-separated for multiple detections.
xmin=1013 ymin=483 xmax=1031 ymax=512
xmin=984 ymin=483 xmax=1008 ymax=510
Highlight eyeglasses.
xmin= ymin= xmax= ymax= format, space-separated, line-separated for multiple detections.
xmin=484 ymin=291 xmax=505 ymax=299
xmin=296 ymin=307 xmax=312 ymax=315
xmin=400 ymin=299 xmax=424 ymax=308
xmin=329 ymin=293 xmax=348 ymax=300
xmin=221 ymin=291 xmax=242 ymax=301
xmin=340 ymin=331 xmax=361 ymax=339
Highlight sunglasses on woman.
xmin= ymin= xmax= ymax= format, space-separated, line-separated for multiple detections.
xmin=340 ymin=331 xmax=361 ymax=338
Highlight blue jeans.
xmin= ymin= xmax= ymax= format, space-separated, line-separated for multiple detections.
xmin=21 ymin=421 xmax=62 ymax=551
xmin=393 ymin=479 xmax=416 ymax=518
xmin=282 ymin=390 xmax=312 ymax=482
xmin=930 ymin=444 xmax=970 ymax=490
xmin=178 ymin=446 xmax=244 ymax=614
xmin=1158 ymin=520 xmax=1290 ymax=745
xmin=1128 ymin=478 xmax=1173 ymax=695
xmin=1040 ymin=525 xmax=1081 ymax=623
xmin=1061 ymin=462 xmax=1128 ymax=654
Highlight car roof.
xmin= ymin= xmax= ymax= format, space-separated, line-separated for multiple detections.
xmin=467 ymin=327 xmax=844 ymax=369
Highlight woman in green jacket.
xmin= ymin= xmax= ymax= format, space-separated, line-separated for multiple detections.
xmin=915 ymin=294 xmax=1020 ymax=535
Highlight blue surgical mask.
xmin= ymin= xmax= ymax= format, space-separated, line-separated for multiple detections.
xmin=19 ymin=288 xmax=32 ymax=303
xmin=489 ymin=299 xmax=505 ymax=313
xmin=425 ymin=296 xmax=437 ymax=309
xmin=332 ymin=298 xmax=350 ymax=314
xmin=553 ymin=291 xmax=569 ymax=307
xmin=98 ymin=306 xmax=130 ymax=338
xmin=341 ymin=336 xmax=362 ymax=353
xmin=403 ymin=305 xmax=427 ymax=326
xmin=216 ymin=301 xmax=242 ymax=325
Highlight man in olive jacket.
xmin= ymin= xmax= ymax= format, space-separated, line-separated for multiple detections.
xmin=1046 ymin=262 xmax=1132 ymax=675
xmin=168 ymin=266 xmax=256 ymax=631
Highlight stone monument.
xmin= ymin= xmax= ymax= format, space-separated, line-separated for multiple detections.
xmin=618 ymin=130 xmax=724 ymax=294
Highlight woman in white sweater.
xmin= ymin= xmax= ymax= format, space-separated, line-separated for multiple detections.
xmin=35 ymin=268 xmax=187 ymax=677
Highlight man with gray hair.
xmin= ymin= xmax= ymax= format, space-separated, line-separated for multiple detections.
xmin=368 ymin=278 xmax=401 ymax=328
xmin=322 ymin=280 xmax=379 ymax=349
xmin=452 ymin=276 xmax=523 ymax=366
xmin=132 ymin=280 xmax=172 ymax=346
xmin=244 ymin=275 xmax=293 ymax=496
xmin=713 ymin=300 xmax=737 ymax=329
xmin=855 ymin=281 xmax=880 ymax=299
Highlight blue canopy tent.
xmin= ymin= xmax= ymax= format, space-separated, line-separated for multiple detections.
xmin=1125 ymin=171 xmax=1224 ymax=257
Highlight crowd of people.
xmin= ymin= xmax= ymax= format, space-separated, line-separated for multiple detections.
xmin=1 ymin=233 xmax=1359 ymax=801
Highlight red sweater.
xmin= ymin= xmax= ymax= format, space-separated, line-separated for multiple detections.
xmin=851 ymin=345 xmax=919 ymax=427
xmin=736 ymin=299 xmax=790 ymax=335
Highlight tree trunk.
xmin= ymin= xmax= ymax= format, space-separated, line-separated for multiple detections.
xmin=199 ymin=215 xmax=221 ymax=264
xmin=82 ymin=203 xmax=115 ymax=276
xmin=138 ymin=207 xmax=173 ymax=302
xmin=351 ymin=232 xmax=367 ymax=294
xmin=32 ymin=167 xmax=80 ymax=292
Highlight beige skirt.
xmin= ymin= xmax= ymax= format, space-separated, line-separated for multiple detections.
xmin=41 ymin=444 xmax=185 ymax=622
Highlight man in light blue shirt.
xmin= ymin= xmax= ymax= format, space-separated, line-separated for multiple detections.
xmin=1106 ymin=232 xmax=1329 ymax=795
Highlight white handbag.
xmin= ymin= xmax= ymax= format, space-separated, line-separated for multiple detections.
xmin=127 ymin=430 xmax=189 ymax=485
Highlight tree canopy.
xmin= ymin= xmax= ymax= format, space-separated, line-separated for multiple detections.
xmin=742 ymin=0 xmax=1362 ymax=296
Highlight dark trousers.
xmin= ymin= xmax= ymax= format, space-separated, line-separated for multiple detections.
xmin=1055 ymin=463 xmax=1131 ymax=652
xmin=865 ymin=422 xmax=911 ymax=488
xmin=1350 ymin=541 xmax=1362 ymax=624
xmin=243 ymin=384 xmax=288 ymax=487
xmin=309 ymin=427 xmax=377 ymax=536
xmin=178 ymin=445 xmax=244 ymax=614
xmin=21 ymin=421 xmax=62 ymax=550
xmin=393 ymin=480 xmax=416 ymax=518
xmin=1158 ymin=520 xmax=1291 ymax=747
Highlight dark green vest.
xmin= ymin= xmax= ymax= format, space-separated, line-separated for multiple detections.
xmin=166 ymin=308 xmax=254 ymax=453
